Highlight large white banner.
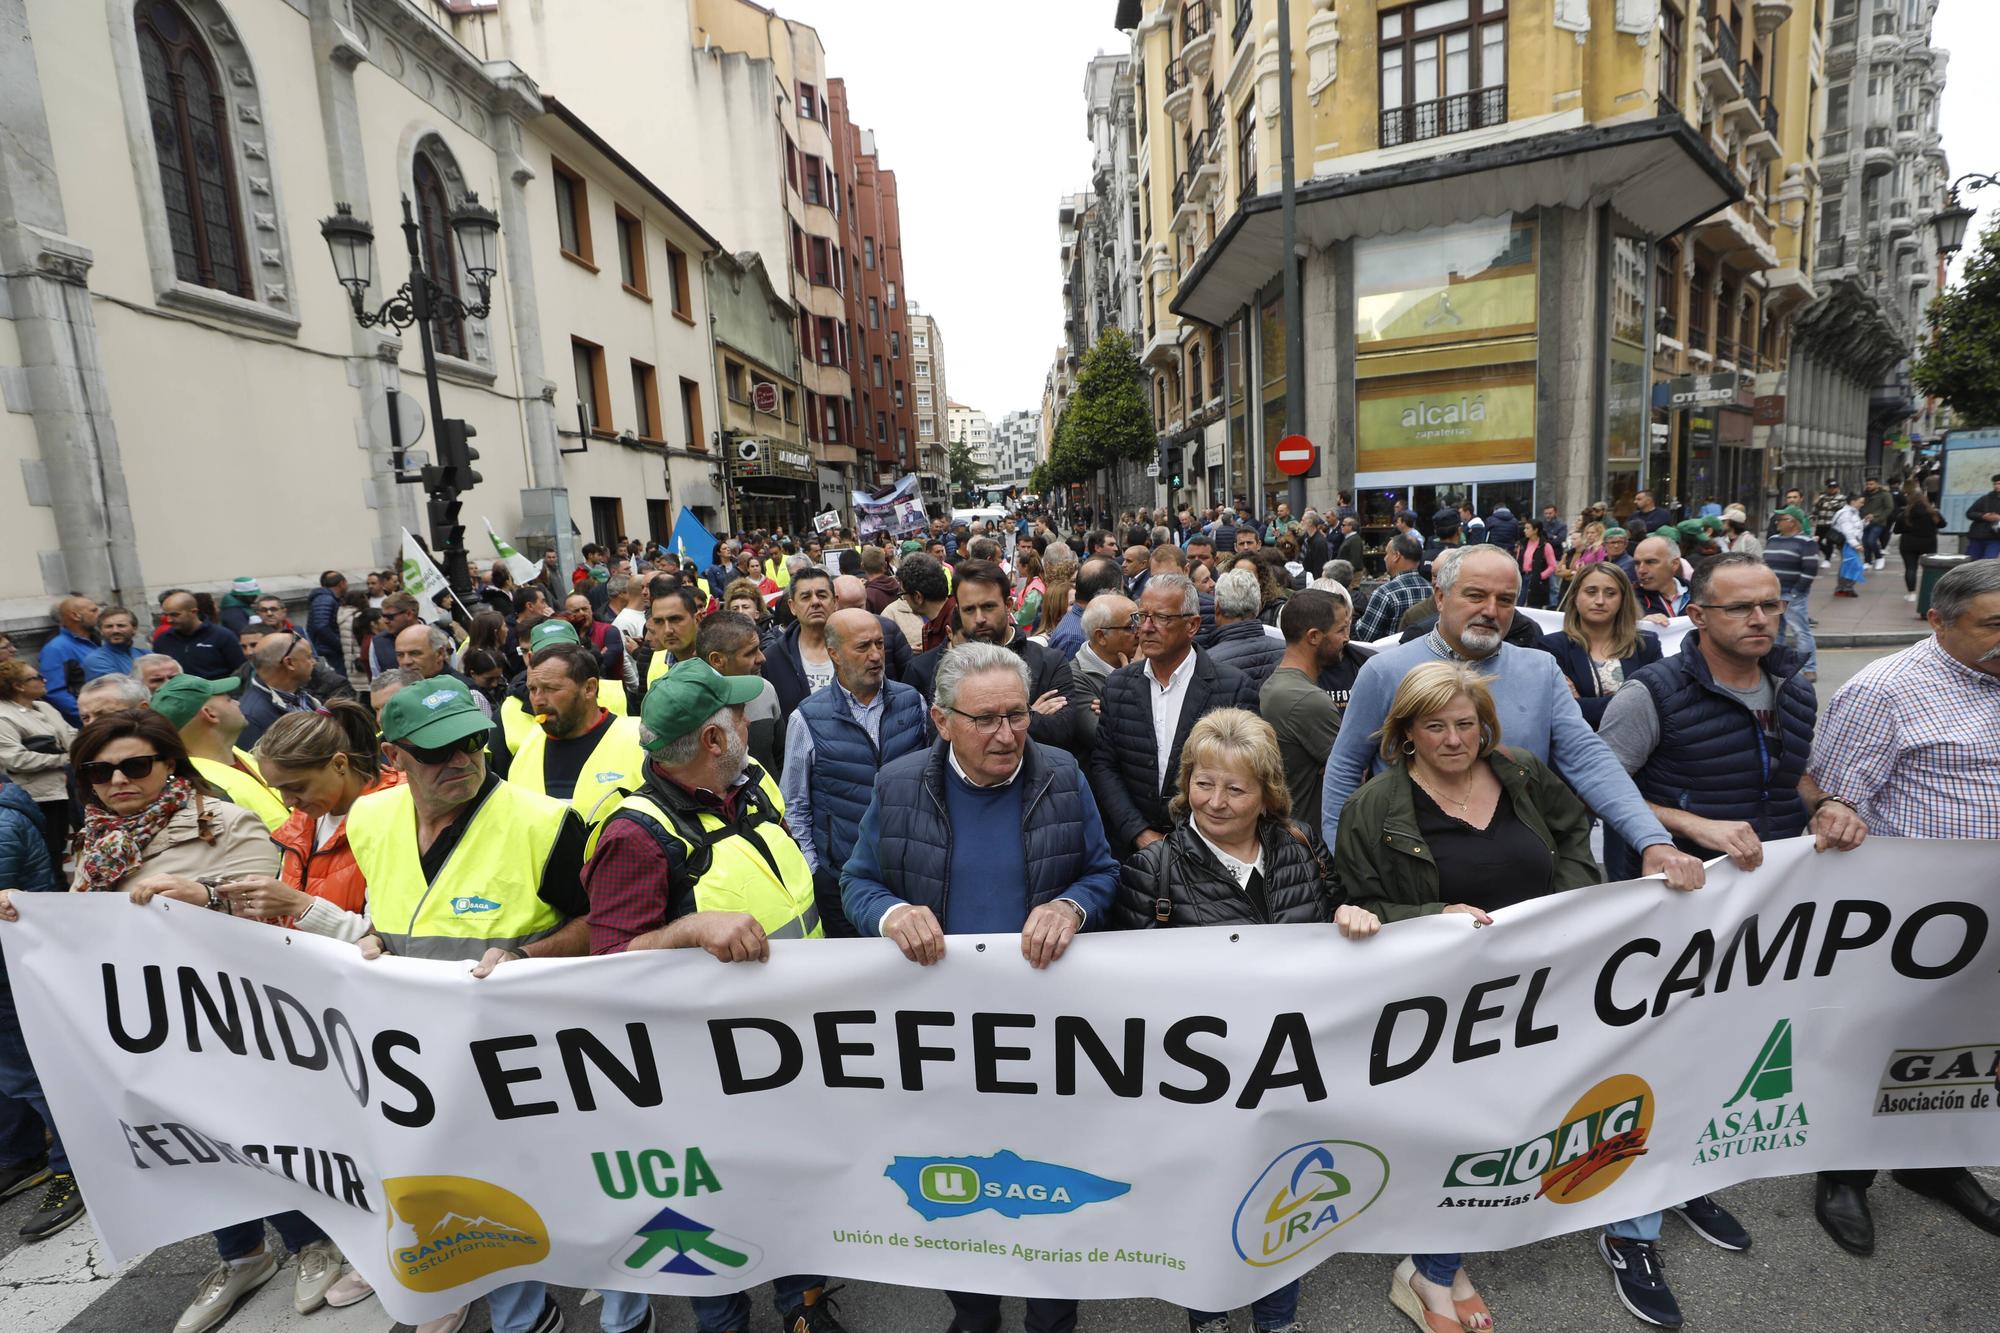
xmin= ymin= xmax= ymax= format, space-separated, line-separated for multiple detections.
xmin=5 ymin=839 xmax=1998 ymax=1323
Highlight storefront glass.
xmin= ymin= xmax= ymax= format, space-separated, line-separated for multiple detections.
xmin=1259 ymin=296 xmax=1286 ymax=514
xmin=1605 ymin=235 xmax=1649 ymax=513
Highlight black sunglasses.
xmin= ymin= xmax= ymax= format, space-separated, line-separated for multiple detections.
xmin=395 ymin=733 xmax=487 ymax=766
xmin=80 ymin=754 xmax=166 ymax=786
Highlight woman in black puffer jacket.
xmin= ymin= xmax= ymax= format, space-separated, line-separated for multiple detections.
xmin=1112 ymin=708 xmax=1378 ymax=1333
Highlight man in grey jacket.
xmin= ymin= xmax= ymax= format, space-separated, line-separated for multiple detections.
xmin=1066 ymin=594 xmax=1136 ymax=751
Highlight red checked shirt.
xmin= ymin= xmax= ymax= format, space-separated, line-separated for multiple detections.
xmin=1807 ymin=636 xmax=2000 ymax=839
xmin=584 ymin=772 xmax=749 ymax=955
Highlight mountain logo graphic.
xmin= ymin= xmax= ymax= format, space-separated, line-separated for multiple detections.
xmin=613 ymin=1206 xmax=763 ymax=1278
xmin=1724 ymin=1019 xmax=1794 ymax=1107
xmin=383 ymin=1176 xmax=548 ymax=1293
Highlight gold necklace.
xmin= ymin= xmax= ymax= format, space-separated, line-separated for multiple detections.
xmin=1415 ymin=768 xmax=1474 ymax=814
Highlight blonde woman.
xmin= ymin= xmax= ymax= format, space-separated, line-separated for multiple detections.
xmin=1535 ymin=562 xmax=1661 ymax=728
xmin=1115 ymin=708 xmax=1375 ymax=1333
xmin=1032 ymin=556 xmax=1078 ymax=645
xmin=1333 ymin=662 xmax=1600 ymax=1333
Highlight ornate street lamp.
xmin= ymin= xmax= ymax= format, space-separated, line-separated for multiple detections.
xmin=1929 ymin=172 xmax=2000 ymax=259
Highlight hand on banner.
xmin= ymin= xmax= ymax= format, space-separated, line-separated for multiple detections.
xmin=1442 ymin=903 xmax=1494 ymax=926
xmin=0 ymin=890 xmax=16 ymax=923
xmin=686 ymin=911 xmax=770 ymax=964
xmin=1691 ymin=818 xmax=1764 ymax=871
xmin=1810 ymin=798 xmax=1868 ymax=853
xmin=1643 ymin=613 xmax=1672 ymax=627
xmin=1021 ymin=901 xmax=1084 ymax=969
xmin=881 ymin=903 xmax=946 ymax=965
xmin=127 ymin=874 xmax=210 ymax=907
xmin=469 ymin=946 xmax=527 ymax=979
xmin=357 ymin=933 xmax=391 ymax=960
xmin=216 ymin=877 xmax=314 ymax=921
xmin=1333 ymin=905 xmax=1382 ymax=938
xmin=1031 ymin=690 xmax=1069 ymax=716
xmin=1641 ymin=843 xmax=1707 ymax=891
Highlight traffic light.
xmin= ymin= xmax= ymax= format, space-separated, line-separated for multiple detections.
xmin=1160 ymin=441 xmax=1182 ymax=490
xmin=437 ymin=417 xmax=483 ymax=491
xmin=427 ymin=493 xmax=466 ymax=554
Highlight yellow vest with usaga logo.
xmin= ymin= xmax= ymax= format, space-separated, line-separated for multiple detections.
xmin=499 ymin=683 xmax=626 ymax=754
xmin=346 ymin=780 xmax=569 ymax=961
xmin=510 ymin=714 xmax=648 ymax=829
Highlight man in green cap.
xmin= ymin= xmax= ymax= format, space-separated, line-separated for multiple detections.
xmin=1764 ymin=505 xmax=1821 ymax=680
xmin=583 ymin=659 xmax=842 ymax=1333
xmin=150 ymin=674 xmax=287 ymax=831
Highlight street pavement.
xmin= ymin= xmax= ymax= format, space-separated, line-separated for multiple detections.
xmin=0 ymin=632 xmax=1977 ymax=1333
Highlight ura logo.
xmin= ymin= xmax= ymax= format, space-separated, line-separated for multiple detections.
xmin=382 ymin=1176 xmax=548 ymax=1292
xmin=450 ymin=895 xmax=500 ymax=916
xmin=1232 ymin=1140 xmax=1390 ymax=1267
xmin=884 ymin=1151 xmax=1129 ymax=1221
xmin=1444 ymin=1074 xmax=1654 ymax=1205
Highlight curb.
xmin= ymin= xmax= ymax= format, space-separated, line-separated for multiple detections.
xmin=1814 ymin=631 xmax=1928 ymax=649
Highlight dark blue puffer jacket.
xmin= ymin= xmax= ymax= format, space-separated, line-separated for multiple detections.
xmin=1200 ymin=619 xmax=1286 ymax=690
xmin=840 ymin=740 xmax=1119 ymax=935
xmin=796 ymin=680 xmax=930 ymax=876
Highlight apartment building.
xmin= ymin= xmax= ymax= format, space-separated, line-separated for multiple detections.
xmin=907 ymin=303 xmax=951 ymax=509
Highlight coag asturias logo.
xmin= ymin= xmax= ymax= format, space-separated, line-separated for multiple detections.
xmin=593 ymin=1146 xmax=763 ymax=1279
xmin=884 ymin=1150 xmax=1130 ymax=1221
xmin=1232 ymin=1140 xmax=1390 ymax=1267
xmin=383 ymin=1175 xmax=549 ymax=1292
xmin=1876 ymin=1042 xmax=2000 ymax=1115
xmin=1692 ymin=1018 xmax=1808 ymax=1163
xmin=1442 ymin=1074 xmax=1653 ymax=1207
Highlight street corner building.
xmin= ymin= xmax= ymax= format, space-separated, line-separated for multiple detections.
xmin=1107 ymin=0 xmax=1949 ymax=532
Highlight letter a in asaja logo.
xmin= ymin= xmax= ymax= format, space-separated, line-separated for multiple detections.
xmin=1232 ymin=1140 xmax=1390 ymax=1267
xmin=1690 ymin=1019 xmax=1809 ymax=1165
xmin=382 ymin=1176 xmax=549 ymax=1292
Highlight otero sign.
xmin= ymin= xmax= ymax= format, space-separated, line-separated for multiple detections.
xmin=1664 ymin=372 xmax=1757 ymax=410
xmin=5 ymin=839 xmax=1999 ymax=1324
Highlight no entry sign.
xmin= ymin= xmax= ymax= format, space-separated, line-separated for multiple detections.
xmin=1275 ymin=434 xmax=1316 ymax=477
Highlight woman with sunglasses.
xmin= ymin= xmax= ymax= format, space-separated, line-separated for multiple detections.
xmin=0 ymin=710 xmax=347 ymax=1323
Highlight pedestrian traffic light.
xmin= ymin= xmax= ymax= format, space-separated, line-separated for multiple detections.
xmin=427 ymin=494 xmax=466 ymax=553
xmin=437 ymin=417 xmax=482 ymax=491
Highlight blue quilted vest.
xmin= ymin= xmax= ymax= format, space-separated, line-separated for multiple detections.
xmin=871 ymin=741 xmax=1093 ymax=917
xmin=797 ymin=679 xmax=929 ymax=870
xmin=1629 ymin=633 xmax=1817 ymax=850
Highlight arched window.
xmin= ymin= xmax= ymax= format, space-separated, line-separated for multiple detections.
xmin=136 ymin=0 xmax=248 ymax=297
xmin=412 ymin=151 xmax=467 ymax=359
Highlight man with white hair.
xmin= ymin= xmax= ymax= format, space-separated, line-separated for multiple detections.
xmin=1068 ymin=593 xmax=1137 ymax=751
xmin=1633 ymin=534 xmax=1690 ymax=621
xmin=134 ymin=653 xmax=182 ymax=692
xmin=1321 ymin=544 xmax=1704 ymax=892
xmin=75 ymin=672 xmax=151 ymax=726
xmin=1201 ymin=568 xmax=1285 ymax=688
xmin=395 ymin=621 xmax=492 ymax=718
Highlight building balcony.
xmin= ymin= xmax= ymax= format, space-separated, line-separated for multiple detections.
xmin=1170 ymin=171 xmax=1200 ymax=236
xmin=1699 ymin=19 xmax=1744 ymax=102
xmin=1721 ymin=76 xmax=1765 ymax=138
xmin=1190 ymin=129 xmax=1222 ymax=199
xmin=1893 ymin=229 xmax=1919 ymax=258
xmin=1141 ymin=321 xmax=1181 ymax=371
xmin=1816 ymin=238 xmax=1848 ymax=273
xmin=1744 ymin=98 xmax=1781 ymax=162
xmin=1753 ymin=0 xmax=1793 ymax=37
xmin=1861 ymin=126 xmax=1895 ymax=176
xmin=1164 ymin=57 xmax=1193 ymax=124
xmin=1182 ymin=1 xmax=1215 ymax=80
xmin=1379 ymin=85 xmax=1507 ymax=150
xmin=1885 ymin=204 xmax=1915 ymax=240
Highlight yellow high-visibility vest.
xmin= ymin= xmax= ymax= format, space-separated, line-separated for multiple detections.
xmin=192 ymin=750 xmax=287 ymax=832
xmin=501 ymin=686 xmax=626 ymax=754
xmin=592 ymin=781 xmax=820 ymax=940
xmin=511 ymin=714 xmax=648 ymax=829
xmin=346 ymin=780 xmax=570 ymax=962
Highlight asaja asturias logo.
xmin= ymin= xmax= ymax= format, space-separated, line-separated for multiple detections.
xmin=382 ymin=1176 xmax=548 ymax=1292
xmin=1442 ymin=1074 xmax=1653 ymax=1206
xmin=1691 ymin=1019 xmax=1808 ymax=1164
xmin=1232 ymin=1140 xmax=1390 ymax=1267
xmin=884 ymin=1151 xmax=1130 ymax=1221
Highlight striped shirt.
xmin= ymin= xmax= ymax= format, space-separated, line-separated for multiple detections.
xmin=1761 ymin=534 xmax=1820 ymax=598
xmin=1808 ymin=636 xmax=2000 ymax=838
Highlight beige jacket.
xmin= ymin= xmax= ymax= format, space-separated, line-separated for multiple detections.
xmin=71 ymin=799 xmax=281 ymax=893
xmin=0 ymin=700 xmax=75 ymax=803
xmin=882 ymin=596 xmax=926 ymax=651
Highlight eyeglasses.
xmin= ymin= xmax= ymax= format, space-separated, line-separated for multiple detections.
xmin=80 ymin=754 xmax=166 ymax=786
xmin=946 ymin=707 xmax=1031 ymax=736
xmin=1136 ymin=611 xmax=1195 ymax=625
xmin=1698 ymin=600 xmax=1784 ymax=621
xmin=395 ymin=733 xmax=487 ymax=766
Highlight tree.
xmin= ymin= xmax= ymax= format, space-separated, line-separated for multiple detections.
xmin=949 ymin=437 xmax=989 ymax=500
xmin=1914 ymin=221 xmax=2000 ymax=426
xmin=1054 ymin=328 xmax=1155 ymax=478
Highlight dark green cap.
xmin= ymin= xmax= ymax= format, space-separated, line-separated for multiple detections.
xmin=638 ymin=660 xmax=764 ymax=752
xmin=378 ymin=676 xmax=490 ymax=748
xmin=151 ymin=674 xmax=242 ymax=729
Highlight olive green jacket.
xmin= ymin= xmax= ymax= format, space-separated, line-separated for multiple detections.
xmin=1333 ymin=746 xmax=1601 ymax=922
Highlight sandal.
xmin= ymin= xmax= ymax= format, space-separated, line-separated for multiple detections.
xmin=1389 ymin=1257 xmax=1466 ymax=1333
xmin=1454 ymin=1290 xmax=1494 ymax=1332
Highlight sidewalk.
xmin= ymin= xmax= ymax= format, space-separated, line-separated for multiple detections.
xmin=1805 ymin=549 xmax=1933 ymax=648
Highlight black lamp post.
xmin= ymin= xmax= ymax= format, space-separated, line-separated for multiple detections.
xmin=319 ymin=195 xmax=501 ymax=612
xmin=1928 ymin=173 xmax=2000 ymax=261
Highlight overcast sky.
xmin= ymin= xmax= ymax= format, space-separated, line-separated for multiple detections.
xmin=782 ymin=1 xmax=1998 ymax=414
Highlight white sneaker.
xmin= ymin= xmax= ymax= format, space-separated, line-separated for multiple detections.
xmin=1874 ymin=557 xmax=1886 ymax=570
xmin=292 ymin=1239 xmax=342 ymax=1314
xmin=1904 ymin=592 xmax=1918 ymax=602
xmin=414 ymin=1306 xmax=471 ymax=1333
xmin=323 ymin=1267 xmax=376 ymax=1308
xmin=175 ymin=1250 xmax=280 ymax=1333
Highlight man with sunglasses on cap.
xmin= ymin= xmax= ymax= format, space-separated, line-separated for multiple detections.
xmin=236 ymin=632 xmax=321 ymax=750
xmin=345 ymin=675 xmax=614 ymax=1333
xmin=150 ymin=674 xmax=288 ymax=831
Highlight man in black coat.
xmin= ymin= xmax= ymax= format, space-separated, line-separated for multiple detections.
xmin=902 ymin=560 xmax=1078 ymax=751
xmin=1087 ymin=573 xmax=1260 ymax=856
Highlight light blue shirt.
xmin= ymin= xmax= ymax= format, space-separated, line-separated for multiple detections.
xmin=780 ymin=680 xmax=886 ymax=871
xmin=1319 ymin=635 xmax=1670 ymax=855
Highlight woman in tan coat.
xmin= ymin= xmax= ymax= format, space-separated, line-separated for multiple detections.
xmin=0 ymin=659 xmax=77 ymax=870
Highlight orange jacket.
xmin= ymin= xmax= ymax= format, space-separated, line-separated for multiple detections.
xmin=272 ymin=772 xmax=404 ymax=919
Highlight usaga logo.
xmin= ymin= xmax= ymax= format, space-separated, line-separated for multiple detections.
xmin=1232 ymin=1140 xmax=1390 ymax=1267
xmin=885 ymin=1151 xmax=1130 ymax=1221
xmin=1442 ymin=1074 xmax=1653 ymax=1207
xmin=382 ymin=1176 xmax=549 ymax=1292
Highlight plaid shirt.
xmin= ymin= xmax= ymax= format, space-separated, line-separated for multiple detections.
xmin=1354 ymin=570 xmax=1432 ymax=642
xmin=1808 ymin=636 xmax=2000 ymax=838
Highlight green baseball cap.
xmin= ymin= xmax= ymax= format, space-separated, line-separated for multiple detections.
xmin=1776 ymin=505 xmax=1809 ymax=529
xmin=377 ymin=676 xmax=491 ymax=748
xmin=527 ymin=618 xmax=582 ymax=652
xmin=638 ymin=660 xmax=764 ymax=752
xmin=151 ymin=674 xmax=243 ymax=729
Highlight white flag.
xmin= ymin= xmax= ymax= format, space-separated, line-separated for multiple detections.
xmin=484 ymin=518 xmax=540 ymax=584
xmin=399 ymin=528 xmax=451 ymax=602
